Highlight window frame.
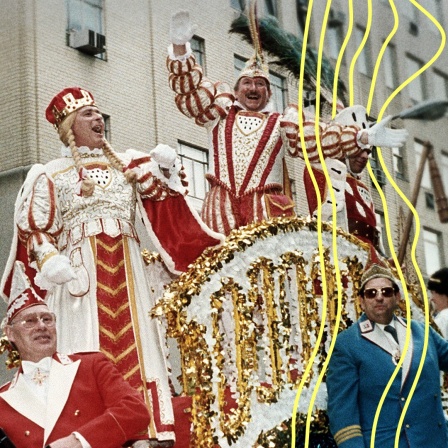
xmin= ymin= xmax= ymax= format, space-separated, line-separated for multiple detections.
xmin=355 ymin=25 xmax=372 ymax=77
xmin=177 ymin=141 xmax=210 ymax=210
xmin=191 ymin=35 xmax=206 ymax=72
xmin=423 ymin=228 xmax=443 ymax=275
xmin=392 ymin=146 xmax=405 ymax=180
xmin=405 ymin=54 xmax=426 ymax=104
xmin=66 ymin=0 xmax=106 ymax=60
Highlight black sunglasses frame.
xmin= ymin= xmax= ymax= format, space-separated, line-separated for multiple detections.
xmin=363 ymin=287 xmax=396 ymax=299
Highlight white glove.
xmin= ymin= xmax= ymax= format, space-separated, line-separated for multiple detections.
xmin=150 ymin=144 xmax=178 ymax=174
xmin=170 ymin=10 xmax=197 ymax=45
xmin=40 ymin=254 xmax=77 ymax=285
xmin=366 ymin=115 xmax=409 ymax=147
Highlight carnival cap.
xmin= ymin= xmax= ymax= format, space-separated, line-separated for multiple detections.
xmin=5 ymin=261 xmax=46 ymax=325
xmin=45 ymin=87 xmax=95 ymax=129
xmin=359 ymin=247 xmax=398 ymax=293
xmin=236 ymin=0 xmax=270 ymax=87
xmin=428 ymin=267 xmax=448 ymax=296
xmin=237 ymin=56 xmax=270 ymax=85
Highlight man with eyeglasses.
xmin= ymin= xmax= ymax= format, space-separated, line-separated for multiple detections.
xmin=326 ymin=261 xmax=448 ymax=447
xmin=0 ymin=261 xmax=150 ymax=448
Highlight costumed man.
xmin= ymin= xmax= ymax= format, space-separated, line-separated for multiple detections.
xmin=326 ymin=259 xmax=448 ymax=447
xmin=0 ymin=87 xmax=225 ymax=447
xmin=0 ymin=261 xmax=151 ymax=448
xmin=304 ymin=105 xmax=408 ymax=254
xmin=166 ymin=6 xmax=407 ymax=237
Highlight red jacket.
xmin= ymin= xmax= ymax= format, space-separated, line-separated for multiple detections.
xmin=0 ymin=352 xmax=150 ymax=447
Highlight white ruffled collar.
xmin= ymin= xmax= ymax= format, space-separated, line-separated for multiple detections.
xmin=60 ymin=145 xmax=104 ymax=157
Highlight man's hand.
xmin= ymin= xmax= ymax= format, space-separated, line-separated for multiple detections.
xmin=170 ymin=10 xmax=197 ymax=45
xmin=365 ymin=115 xmax=409 ymax=147
xmin=46 ymin=434 xmax=83 ymax=448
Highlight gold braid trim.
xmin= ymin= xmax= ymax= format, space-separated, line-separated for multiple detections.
xmin=333 ymin=425 xmax=363 ymax=445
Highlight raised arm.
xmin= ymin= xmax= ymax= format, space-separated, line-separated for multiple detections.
xmin=167 ymin=10 xmax=234 ymax=126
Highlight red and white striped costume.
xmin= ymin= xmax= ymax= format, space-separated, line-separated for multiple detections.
xmin=167 ymin=51 xmax=364 ymax=235
xmin=1 ymin=146 xmax=224 ymax=446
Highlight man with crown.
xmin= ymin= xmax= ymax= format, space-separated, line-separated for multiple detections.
xmin=0 ymin=86 xmax=225 ymax=447
xmin=166 ymin=5 xmax=408 ymax=237
xmin=326 ymin=258 xmax=448 ymax=447
xmin=0 ymin=261 xmax=151 ymax=448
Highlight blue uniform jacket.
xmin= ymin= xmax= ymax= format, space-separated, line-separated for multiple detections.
xmin=327 ymin=315 xmax=448 ymax=447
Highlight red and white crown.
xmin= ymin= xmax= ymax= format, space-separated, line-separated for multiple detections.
xmin=45 ymin=87 xmax=95 ymax=128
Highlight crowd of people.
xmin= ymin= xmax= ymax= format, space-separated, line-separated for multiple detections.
xmin=0 ymin=7 xmax=446 ymax=448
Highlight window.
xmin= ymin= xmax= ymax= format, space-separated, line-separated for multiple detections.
xmin=423 ymin=228 xmax=442 ymax=274
xmin=103 ymin=114 xmax=111 ymax=142
xmin=191 ymin=36 xmax=205 ymax=70
xmin=433 ymin=70 xmax=448 ymax=99
xmin=67 ymin=0 xmax=103 ymax=33
xmin=178 ymin=142 xmax=209 ymax=209
xmin=383 ymin=44 xmax=398 ymax=89
xmin=406 ymin=55 xmax=426 ymax=103
xmin=442 ymin=153 xmax=448 ymax=189
xmin=355 ymin=26 xmax=372 ymax=77
xmin=261 ymin=0 xmax=277 ymax=17
xmin=296 ymin=0 xmax=307 ymax=35
xmin=326 ymin=21 xmax=344 ymax=61
xmin=66 ymin=0 xmax=105 ymax=59
xmin=392 ymin=146 xmax=405 ymax=180
xmin=231 ymin=0 xmax=246 ymax=11
xmin=234 ymin=55 xmax=246 ymax=80
xmin=289 ymin=178 xmax=298 ymax=207
xmin=375 ymin=211 xmax=388 ymax=256
xmin=369 ymin=147 xmax=386 ymax=187
xmin=425 ymin=192 xmax=435 ymax=209
xmin=269 ymin=71 xmax=287 ymax=112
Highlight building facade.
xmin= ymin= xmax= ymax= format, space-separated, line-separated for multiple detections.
xmin=0 ymin=0 xmax=447 ymax=384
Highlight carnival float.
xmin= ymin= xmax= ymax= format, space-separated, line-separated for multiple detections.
xmin=147 ymin=216 xmax=427 ymax=448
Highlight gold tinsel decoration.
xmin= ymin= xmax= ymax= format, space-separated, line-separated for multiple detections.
xmin=150 ymin=216 xmax=423 ymax=447
xmin=0 ymin=335 xmax=21 ymax=369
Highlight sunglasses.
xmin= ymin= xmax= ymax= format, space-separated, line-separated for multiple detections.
xmin=363 ymin=287 xmax=396 ymax=299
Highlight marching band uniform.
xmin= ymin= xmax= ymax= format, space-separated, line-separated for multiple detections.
xmin=327 ymin=313 xmax=448 ymax=447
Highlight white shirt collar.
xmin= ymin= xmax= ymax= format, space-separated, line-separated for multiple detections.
xmin=22 ymin=356 xmax=52 ymax=375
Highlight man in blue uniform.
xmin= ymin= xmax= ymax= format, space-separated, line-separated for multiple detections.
xmin=327 ymin=261 xmax=448 ymax=447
